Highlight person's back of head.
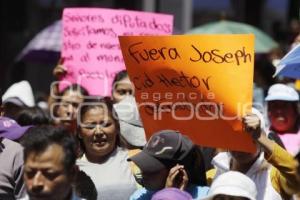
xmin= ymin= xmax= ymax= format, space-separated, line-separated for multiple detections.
xmin=16 ymin=107 xmax=50 ymax=126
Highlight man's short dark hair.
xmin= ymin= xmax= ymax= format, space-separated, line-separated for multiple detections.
xmin=21 ymin=125 xmax=77 ymax=171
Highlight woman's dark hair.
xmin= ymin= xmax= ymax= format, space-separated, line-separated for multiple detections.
xmin=58 ymin=83 xmax=89 ymax=98
xmin=112 ymin=70 xmax=128 ymax=86
xmin=77 ymin=96 xmax=125 ymax=152
xmin=179 ymin=146 xmax=207 ymax=186
xmin=16 ymin=106 xmax=50 ymax=126
xmin=21 ymin=125 xmax=77 ymax=171
xmin=160 ymin=145 xmax=207 ymax=187
xmin=75 ymin=170 xmax=97 ymax=200
xmin=53 ymin=83 xmax=89 ymax=118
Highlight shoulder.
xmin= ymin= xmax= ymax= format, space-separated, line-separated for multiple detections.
xmin=0 ymin=138 xmax=23 ymax=163
xmin=2 ymin=138 xmax=23 ymax=152
xmin=130 ymin=188 xmax=154 ymax=200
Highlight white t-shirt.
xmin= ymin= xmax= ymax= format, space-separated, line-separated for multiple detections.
xmin=77 ymin=147 xmax=137 ymax=200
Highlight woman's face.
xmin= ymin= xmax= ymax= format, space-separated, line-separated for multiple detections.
xmin=268 ymin=101 xmax=298 ymax=133
xmin=80 ymin=106 xmax=117 ymax=158
xmin=112 ymin=76 xmax=134 ymax=103
xmin=56 ymin=90 xmax=84 ymax=122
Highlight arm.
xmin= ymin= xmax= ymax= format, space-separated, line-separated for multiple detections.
xmin=48 ymin=58 xmax=67 ymax=123
xmin=267 ymin=143 xmax=300 ymax=197
xmin=243 ymin=114 xmax=300 ymax=196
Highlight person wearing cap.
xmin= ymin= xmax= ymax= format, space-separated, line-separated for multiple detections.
xmin=201 ymin=171 xmax=257 ymax=200
xmin=207 ymin=112 xmax=300 ymax=200
xmin=128 ymin=130 xmax=209 ymax=200
xmin=265 ymin=83 xmax=300 ymax=155
xmin=2 ymin=80 xmax=35 ymax=120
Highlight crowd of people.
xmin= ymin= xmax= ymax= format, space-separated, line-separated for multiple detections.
xmin=1 ymin=14 xmax=300 ymax=200
xmin=0 ymin=63 xmax=300 ymax=200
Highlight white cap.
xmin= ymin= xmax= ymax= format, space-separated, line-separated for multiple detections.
xmin=200 ymin=171 xmax=257 ymax=200
xmin=265 ymin=83 xmax=299 ymax=102
xmin=2 ymin=81 xmax=35 ymax=107
xmin=113 ymin=96 xmax=146 ymax=147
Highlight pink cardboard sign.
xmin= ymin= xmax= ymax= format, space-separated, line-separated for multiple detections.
xmin=61 ymin=8 xmax=173 ymax=96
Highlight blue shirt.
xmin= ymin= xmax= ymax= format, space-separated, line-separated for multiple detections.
xmin=129 ymin=185 xmax=209 ymax=200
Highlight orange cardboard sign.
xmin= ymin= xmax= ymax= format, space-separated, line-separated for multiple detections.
xmin=119 ymin=34 xmax=255 ymax=152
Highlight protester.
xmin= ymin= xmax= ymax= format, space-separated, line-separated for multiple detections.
xmin=201 ymin=171 xmax=257 ymax=200
xmin=113 ymin=96 xmax=146 ymax=149
xmin=128 ymin=130 xmax=208 ymax=200
xmin=20 ymin=125 xmax=84 ymax=200
xmin=207 ymin=111 xmax=300 ymax=200
xmin=2 ymin=80 xmax=35 ymax=120
xmin=111 ymin=70 xmax=134 ymax=103
xmin=265 ymin=83 xmax=300 ymax=155
xmin=52 ymin=83 xmax=88 ymax=133
xmin=151 ymin=187 xmax=193 ymax=200
xmin=76 ymin=97 xmax=138 ymax=200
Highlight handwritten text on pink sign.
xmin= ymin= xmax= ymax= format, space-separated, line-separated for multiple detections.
xmin=61 ymin=8 xmax=173 ymax=95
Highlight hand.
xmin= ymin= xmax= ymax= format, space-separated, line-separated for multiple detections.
xmin=53 ymin=58 xmax=67 ymax=80
xmin=242 ymin=113 xmax=261 ymax=140
xmin=165 ymin=164 xmax=189 ymax=191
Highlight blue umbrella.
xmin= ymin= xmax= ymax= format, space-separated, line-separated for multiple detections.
xmin=274 ymin=44 xmax=300 ymax=78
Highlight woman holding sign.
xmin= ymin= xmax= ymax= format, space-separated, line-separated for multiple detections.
xmin=206 ymin=109 xmax=300 ymax=200
xmin=76 ymin=97 xmax=139 ymax=200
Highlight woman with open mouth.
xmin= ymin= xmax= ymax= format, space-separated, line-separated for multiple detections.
xmin=76 ymin=97 xmax=139 ymax=200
